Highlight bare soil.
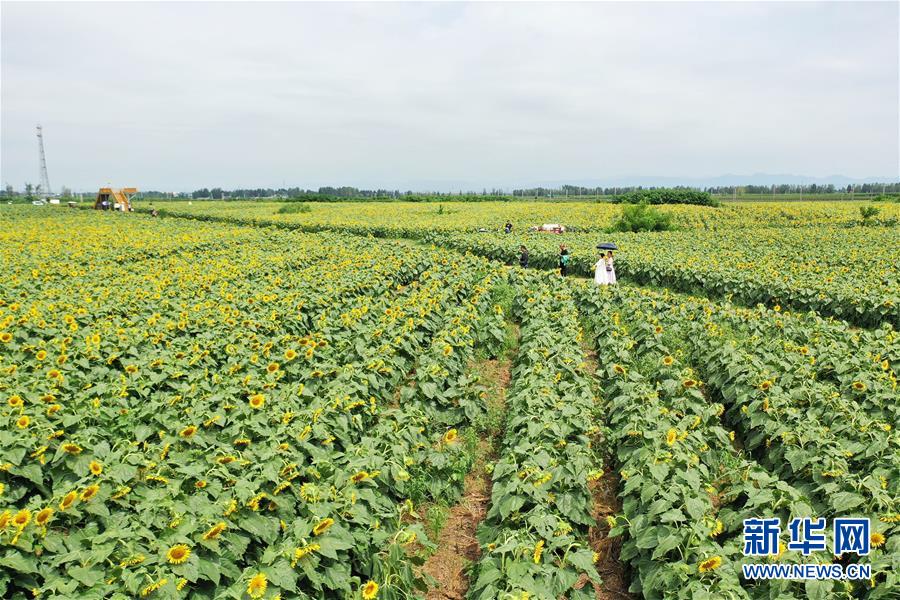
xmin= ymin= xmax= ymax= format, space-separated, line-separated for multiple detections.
xmin=421 ymin=331 xmax=516 ymax=599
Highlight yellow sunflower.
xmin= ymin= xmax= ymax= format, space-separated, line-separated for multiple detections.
xmin=313 ymin=517 xmax=335 ymax=536
xmin=248 ymin=394 xmax=265 ymax=409
xmin=62 ymin=443 xmax=82 ymax=455
xmin=8 ymin=395 xmax=23 ymax=407
xmin=532 ymin=539 xmax=545 ymax=564
xmin=16 ymin=415 xmax=30 ymax=429
xmin=361 ymin=580 xmax=379 ymax=599
xmin=89 ymin=461 xmax=103 ymax=476
xmin=443 ymin=429 xmax=458 ymax=444
xmin=12 ymin=509 xmax=31 ymax=529
xmin=166 ymin=544 xmax=191 ymax=564
xmin=59 ymin=490 xmax=78 ymax=511
xmin=80 ymin=484 xmax=100 ymax=502
xmin=698 ymin=556 xmax=722 ymax=573
xmin=247 ymin=573 xmax=267 ymax=599
xmin=35 ymin=508 xmax=53 ymax=527
xmin=871 ymin=532 xmax=886 ymax=548
xmin=180 ymin=425 xmax=197 ymax=438
xmin=202 ymin=522 xmax=227 ymax=540
xmin=666 ymin=429 xmax=677 ymax=445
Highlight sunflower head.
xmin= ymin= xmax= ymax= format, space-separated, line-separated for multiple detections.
xmin=180 ymin=425 xmax=197 ymax=438
xmin=16 ymin=415 xmax=30 ymax=429
xmin=248 ymin=394 xmax=265 ymax=409
xmin=350 ymin=471 xmax=370 ymax=484
xmin=698 ymin=556 xmax=722 ymax=573
xmin=12 ymin=509 xmax=31 ymax=528
xmin=871 ymin=532 xmax=886 ymax=548
xmin=666 ymin=429 xmax=677 ymax=445
xmin=80 ymin=485 xmax=100 ymax=502
xmin=35 ymin=508 xmax=53 ymax=526
xmin=313 ymin=517 xmax=335 ymax=536
xmin=361 ymin=580 xmax=379 ymax=599
xmin=8 ymin=395 xmax=23 ymax=407
xmin=89 ymin=461 xmax=103 ymax=476
xmin=662 ymin=356 xmax=674 ymax=366
xmin=60 ymin=490 xmax=78 ymax=510
xmin=247 ymin=573 xmax=267 ymax=599
xmin=203 ymin=522 xmax=227 ymax=540
xmin=166 ymin=544 xmax=191 ymax=564
xmin=532 ymin=539 xmax=545 ymax=564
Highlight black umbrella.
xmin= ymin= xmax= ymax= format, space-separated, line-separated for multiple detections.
xmin=596 ymin=242 xmax=618 ymax=250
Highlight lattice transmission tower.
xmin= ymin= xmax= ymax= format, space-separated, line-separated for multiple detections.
xmin=36 ymin=124 xmax=52 ymax=197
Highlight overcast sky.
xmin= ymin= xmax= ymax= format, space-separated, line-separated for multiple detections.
xmin=1 ymin=1 xmax=897 ymax=191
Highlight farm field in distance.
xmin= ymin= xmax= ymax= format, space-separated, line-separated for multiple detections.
xmin=146 ymin=199 xmax=900 ymax=233
xmin=0 ymin=204 xmax=897 ymax=600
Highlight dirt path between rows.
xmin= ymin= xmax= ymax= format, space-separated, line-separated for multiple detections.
xmin=421 ymin=326 xmax=517 ymax=599
xmin=581 ymin=338 xmax=634 ymax=600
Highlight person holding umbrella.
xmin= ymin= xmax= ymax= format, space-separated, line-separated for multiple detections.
xmin=595 ymin=242 xmax=618 ymax=285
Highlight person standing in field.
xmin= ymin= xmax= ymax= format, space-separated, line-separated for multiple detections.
xmin=519 ymin=245 xmax=529 ymax=268
xmin=558 ymin=245 xmax=570 ymax=276
xmin=595 ymin=250 xmax=616 ymax=285
xmin=504 ymin=220 xmax=513 ymax=234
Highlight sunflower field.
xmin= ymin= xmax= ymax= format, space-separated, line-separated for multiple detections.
xmin=143 ymin=199 xmax=900 ymax=235
xmin=1 ymin=205 xmax=897 ymax=599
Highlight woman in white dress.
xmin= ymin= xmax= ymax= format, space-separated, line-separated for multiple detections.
xmin=595 ymin=251 xmax=617 ymax=285
xmin=605 ymin=251 xmax=617 ymax=284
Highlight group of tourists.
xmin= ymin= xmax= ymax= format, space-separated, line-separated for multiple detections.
xmin=515 ymin=243 xmax=617 ymax=285
xmin=560 ymin=245 xmax=617 ymax=284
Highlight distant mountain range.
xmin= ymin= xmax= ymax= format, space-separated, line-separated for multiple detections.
xmin=529 ymin=173 xmax=899 ymax=189
xmin=393 ymin=173 xmax=897 ymax=192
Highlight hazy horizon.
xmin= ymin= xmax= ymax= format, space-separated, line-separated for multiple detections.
xmin=2 ymin=2 xmax=898 ymax=192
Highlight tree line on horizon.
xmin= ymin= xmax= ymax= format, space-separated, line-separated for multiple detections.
xmin=2 ymin=182 xmax=898 ymax=202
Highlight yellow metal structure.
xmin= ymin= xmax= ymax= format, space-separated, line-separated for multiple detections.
xmin=94 ymin=187 xmax=138 ymax=212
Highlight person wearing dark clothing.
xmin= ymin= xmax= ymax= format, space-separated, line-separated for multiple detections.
xmin=519 ymin=245 xmax=529 ymax=268
xmin=558 ymin=245 xmax=570 ymax=276
xmin=504 ymin=221 xmax=513 ymax=234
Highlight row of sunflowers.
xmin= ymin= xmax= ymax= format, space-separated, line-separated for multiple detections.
xmin=424 ymin=226 xmax=900 ymax=328
xmin=109 ymin=200 xmax=900 ymax=326
xmin=468 ymin=273 xmax=603 ymax=599
xmin=0 ymin=209 xmax=509 ymax=599
xmin=574 ymin=281 xmax=898 ymax=598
